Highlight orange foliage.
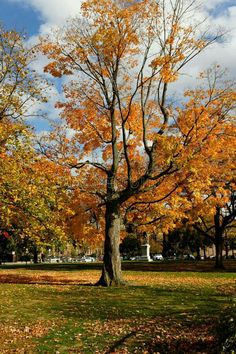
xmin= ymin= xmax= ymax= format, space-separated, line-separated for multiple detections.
xmin=40 ymin=1 xmax=235 ymax=261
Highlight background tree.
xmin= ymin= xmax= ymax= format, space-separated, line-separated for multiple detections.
xmin=0 ymin=26 xmax=46 ymax=123
xmin=120 ymin=234 xmax=141 ymax=258
xmin=193 ymin=186 xmax=236 ymax=268
xmin=126 ymin=67 xmax=236 ymax=267
xmin=0 ymin=230 xmax=15 ymax=263
xmin=0 ymin=27 xmax=72 ymax=256
xmin=178 ymin=72 xmax=236 ymax=269
xmin=164 ymin=226 xmax=211 ymax=259
xmin=0 ymin=129 xmax=73 ymax=253
xmin=40 ymin=0 xmax=233 ymax=286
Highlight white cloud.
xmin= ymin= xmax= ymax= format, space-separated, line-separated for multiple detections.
xmin=203 ymin=0 xmax=234 ymax=11
xmin=195 ymin=7 xmax=236 ymax=76
xmin=7 ymin=0 xmax=236 ymax=131
xmin=9 ymin=0 xmax=236 ymax=82
xmin=164 ymin=1 xmax=236 ymax=96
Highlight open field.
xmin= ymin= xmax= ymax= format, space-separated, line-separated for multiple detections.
xmin=0 ymin=262 xmax=235 ymax=353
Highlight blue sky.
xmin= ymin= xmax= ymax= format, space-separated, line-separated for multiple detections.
xmin=0 ymin=1 xmax=231 ymax=31
xmin=0 ymin=0 xmax=236 ymax=133
xmin=1 ymin=0 xmax=41 ymax=35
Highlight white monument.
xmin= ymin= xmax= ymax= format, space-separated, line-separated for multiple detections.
xmin=140 ymin=232 xmax=152 ymax=261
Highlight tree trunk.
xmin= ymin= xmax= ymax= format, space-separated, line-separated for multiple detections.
xmin=214 ymin=233 xmax=224 ymax=269
xmin=162 ymin=233 xmax=168 ymax=258
xmin=96 ymin=203 xmax=125 ymax=286
xmin=203 ymin=245 xmax=206 ymax=260
xmin=33 ymin=245 xmax=38 ymax=264
xmin=196 ymin=245 xmax=201 ymax=260
xmin=225 ymin=239 xmax=229 ymax=259
xmin=214 ymin=208 xmax=224 ymax=269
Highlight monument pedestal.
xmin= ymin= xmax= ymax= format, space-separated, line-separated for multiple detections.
xmin=140 ymin=243 xmax=152 ymax=261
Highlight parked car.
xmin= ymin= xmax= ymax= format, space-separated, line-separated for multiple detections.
xmin=134 ymin=256 xmax=142 ymax=261
xmin=73 ymin=257 xmax=83 ymax=262
xmin=183 ymin=254 xmax=195 ymax=260
xmin=153 ymin=254 xmax=164 ymax=261
xmin=61 ymin=257 xmax=73 ymax=263
xmin=80 ymin=256 xmax=95 ymax=262
xmin=130 ymin=256 xmax=137 ymax=261
xmin=166 ymin=255 xmax=177 ymax=260
xmin=48 ymin=257 xmax=61 ymax=263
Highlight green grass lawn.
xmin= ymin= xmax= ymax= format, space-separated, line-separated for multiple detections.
xmin=0 ymin=262 xmax=235 ymax=353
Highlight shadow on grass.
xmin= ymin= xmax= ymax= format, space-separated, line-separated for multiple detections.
xmin=0 ymin=262 xmax=102 ymax=271
xmin=105 ymin=331 xmax=137 ymax=353
xmin=35 ymin=284 xmax=232 ymax=322
xmin=0 ymin=276 xmax=232 ymax=353
xmin=0 ymin=259 xmax=235 ymax=272
xmin=0 ymin=273 xmax=96 ymax=286
xmin=109 ymin=324 xmax=217 ymax=354
xmin=35 ymin=285 xmax=227 ymax=353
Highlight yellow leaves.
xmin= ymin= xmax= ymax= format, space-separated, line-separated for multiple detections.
xmin=166 ymin=34 xmax=175 ymax=46
xmin=151 ymin=55 xmax=170 ymax=69
xmin=0 ymin=26 xmax=47 ymax=122
xmin=44 ymin=60 xmax=73 ymax=77
xmin=0 ymin=122 xmax=72 ymax=243
xmin=161 ymin=66 xmax=178 ymax=83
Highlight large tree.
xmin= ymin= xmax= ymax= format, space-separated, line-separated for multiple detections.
xmin=40 ymin=0 xmax=235 ymax=286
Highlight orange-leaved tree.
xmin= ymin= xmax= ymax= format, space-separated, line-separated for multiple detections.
xmin=182 ymin=92 xmax=236 ymax=268
xmin=193 ymin=187 xmax=236 ymax=268
xmin=40 ymin=0 xmax=234 ymax=286
xmin=124 ymin=68 xmax=236 ymax=269
xmin=173 ymin=69 xmax=236 ymax=268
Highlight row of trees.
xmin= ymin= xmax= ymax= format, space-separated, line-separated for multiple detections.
xmin=120 ymin=229 xmax=236 ymax=260
xmin=0 ymin=0 xmax=235 ymax=285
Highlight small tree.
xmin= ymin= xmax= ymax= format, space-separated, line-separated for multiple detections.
xmin=193 ymin=188 xmax=236 ymax=268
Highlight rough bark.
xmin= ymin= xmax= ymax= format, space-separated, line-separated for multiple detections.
xmin=96 ymin=203 xmax=125 ymax=286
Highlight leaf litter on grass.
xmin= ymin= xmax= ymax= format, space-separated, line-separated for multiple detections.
xmin=0 ymin=267 xmax=235 ymax=353
xmin=0 ymin=320 xmax=57 ymax=354
xmin=78 ymin=316 xmax=217 ymax=354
